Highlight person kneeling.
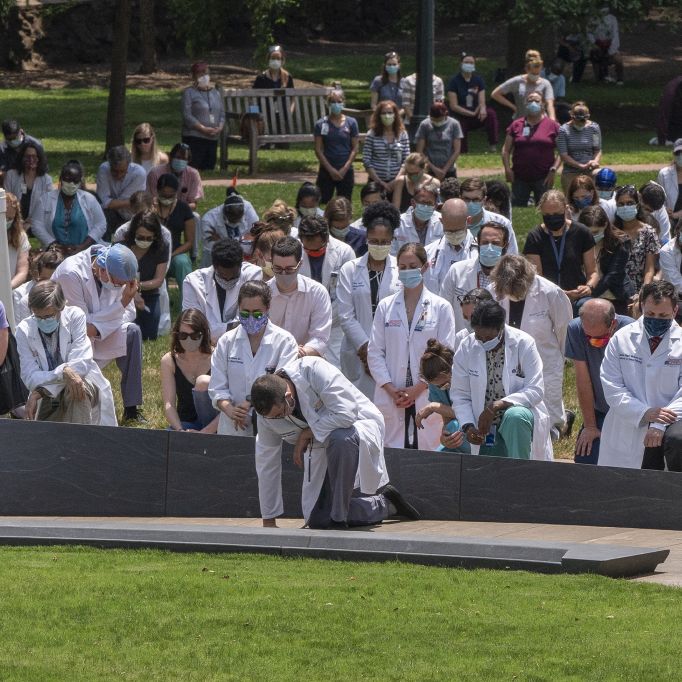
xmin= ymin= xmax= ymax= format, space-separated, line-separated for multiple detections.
xmin=15 ymin=280 xmax=117 ymax=425
xmin=447 ymin=300 xmax=553 ymax=460
xmin=250 ymin=356 xmax=420 ymax=529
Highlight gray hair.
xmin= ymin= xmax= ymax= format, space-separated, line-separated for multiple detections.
xmin=491 ymin=254 xmax=536 ymax=299
xmin=28 ymin=280 xmax=66 ymax=312
xmin=106 ymin=145 xmax=131 ymax=167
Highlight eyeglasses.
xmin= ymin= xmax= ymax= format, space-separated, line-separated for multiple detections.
xmin=178 ymin=331 xmax=202 ymax=341
xmin=135 ymin=137 xmax=152 ymax=144
xmin=272 ymin=263 xmax=300 ymax=275
xmin=239 ymin=310 xmax=266 ymax=320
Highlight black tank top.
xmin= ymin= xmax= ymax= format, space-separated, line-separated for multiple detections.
xmin=173 ymin=355 xmax=211 ymax=422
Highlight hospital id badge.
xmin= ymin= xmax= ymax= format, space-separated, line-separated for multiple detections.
xmin=321 ymin=122 xmax=329 ymax=135
xmin=209 ymin=113 xmax=216 ymax=124
xmin=522 ymin=125 xmax=530 ymax=137
xmin=485 ymin=425 xmax=497 ymax=446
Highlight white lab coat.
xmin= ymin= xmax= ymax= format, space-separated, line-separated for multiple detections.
xmin=199 ymin=201 xmax=260 ymax=266
xmin=182 ymin=262 xmax=262 ymax=342
xmin=658 ymin=165 xmax=679 ymax=212
xmin=451 ymin=325 xmax=553 ymax=461
xmin=599 ymin=319 xmax=682 ymax=469
xmin=440 ymin=256 xmax=485 ymax=334
xmin=267 ymin=274 xmax=332 ymax=356
xmin=52 ymin=246 xmax=137 ymax=361
xmin=659 ymin=239 xmax=682 ymax=291
xmin=255 ymin=357 xmax=389 ymax=521
xmin=300 ymin=236 xmax=356 ymax=366
xmin=367 ymin=285 xmax=456 ymax=450
xmin=336 ymin=253 xmax=402 ymax=398
xmin=12 ymin=279 xmax=34 ymax=326
xmin=31 ymin=189 xmax=107 ymax=247
xmin=15 ymin=305 xmax=117 ymax=426
xmin=5 ymin=171 xmax=53 ymax=220
xmin=208 ymin=321 xmax=299 ymax=436
xmin=423 ymin=233 xmax=477 ymax=293
xmin=490 ymin=275 xmax=573 ymax=429
xmin=391 ymin=207 xmax=443 ymax=255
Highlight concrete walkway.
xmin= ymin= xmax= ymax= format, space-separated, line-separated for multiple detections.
xmin=2 ymin=516 xmax=680 ymax=586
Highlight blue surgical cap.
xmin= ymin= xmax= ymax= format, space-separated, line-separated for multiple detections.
xmin=96 ymin=244 xmax=138 ymax=281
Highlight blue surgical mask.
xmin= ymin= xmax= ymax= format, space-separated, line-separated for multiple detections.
xmin=479 ymin=243 xmax=503 ymax=267
xmin=101 ymin=279 xmax=122 ymax=291
xmin=643 ymin=316 xmax=673 ymax=338
xmin=592 ymin=229 xmax=605 ymax=243
xmin=461 ymin=63 xmax=476 ymax=74
xmin=329 ymin=102 xmax=344 ymax=116
xmin=429 ymin=384 xmax=451 ymax=405
xmin=386 ymin=64 xmax=399 ymax=75
xmin=35 ymin=315 xmax=59 ymax=334
xmin=466 ymin=201 xmax=483 ymax=217
xmin=526 ymin=101 xmax=542 ymax=115
xmin=398 ymin=268 xmax=423 ymax=289
xmin=598 ymin=189 xmax=613 ymax=200
xmin=573 ymin=196 xmax=592 ymax=210
xmin=414 ymin=203 xmax=435 ymax=221
xmin=171 ymin=158 xmax=188 ymax=173
xmin=331 ymin=226 xmax=350 ymax=240
xmin=479 ymin=333 xmax=502 ymax=352
xmin=616 ymin=205 xmax=638 ymax=222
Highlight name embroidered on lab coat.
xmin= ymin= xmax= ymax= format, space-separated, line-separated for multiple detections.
xmin=386 ymin=320 xmax=402 ymax=327
xmin=227 ymin=356 xmax=244 ymax=364
xmin=665 ymin=357 xmax=682 ymax=366
xmin=618 ymin=353 xmax=642 ymax=363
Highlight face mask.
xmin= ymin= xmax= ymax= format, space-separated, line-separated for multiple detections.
xmin=479 ymin=333 xmax=502 ymax=352
xmin=262 ymin=261 xmax=274 ymax=278
xmin=275 ymin=272 xmax=299 ymax=289
xmin=479 ymin=243 xmax=503 ymax=268
xmin=305 ymin=246 xmax=327 ymax=258
xmin=380 ymin=114 xmax=395 ymax=126
xmin=526 ymin=101 xmax=542 ymax=115
xmin=197 ymin=74 xmax=210 ymax=87
xmin=643 ymin=316 xmax=673 ymax=338
xmin=414 ymin=203 xmax=435 ymax=221
xmin=674 ymin=155 xmax=682 ymax=168
xmin=7 ymin=136 xmax=23 ymax=148
xmin=158 ymin=196 xmax=175 ymax=206
xmin=330 ymin=102 xmax=344 ymax=116
xmin=573 ymin=196 xmax=592 ymax=210
xmin=431 ymin=118 xmax=447 ymax=128
xmin=398 ymin=268 xmax=423 ymax=289
xmin=180 ymin=336 xmax=203 ymax=352
xmin=461 ymin=63 xmax=476 ymax=74
xmin=543 ymin=214 xmax=566 ymax=231
xmin=616 ymin=205 xmax=638 ymax=222
xmin=101 ymin=279 xmax=122 ymax=291
xmin=429 ymin=384 xmax=451 ymax=404
xmin=587 ymin=332 xmax=611 ymax=348
xmin=224 ymin=212 xmax=244 ymax=226
xmin=215 ymin=274 xmax=238 ymax=290
xmin=386 ymin=64 xmax=399 ymax=75
xmin=299 ymin=206 xmax=317 ymax=217
xmin=330 ymin=226 xmax=350 ymax=240
xmin=469 ymin=223 xmax=482 ymax=240
xmin=240 ymin=239 xmax=254 ymax=257
xmin=527 ymin=73 xmax=540 ymax=83
xmin=368 ymin=244 xmax=391 ymax=261
xmin=35 ymin=315 xmax=59 ymax=334
xmin=598 ymin=189 xmax=613 ymax=200
xmin=408 ymin=172 xmax=423 ymax=183
xmin=466 ymin=200 xmax=483 ymax=217
xmin=445 ymin=230 xmax=467 ymax=246
xmin=592 ymin=229 xmax=605 ymax=243
xmin=240 ymin=312 xmax=269 ymax=336
xmin=268 ymin=59 xmax=282 ymax=70
xmin=171 ymin=158 xmax=188 ymax=173
xmin=61 ymin=181 xmax=79 ymax=196
xmin=135 ymin=238 xmax=153 ymax=250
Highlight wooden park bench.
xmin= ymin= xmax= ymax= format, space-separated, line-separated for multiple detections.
xmin=219 ymin=86 xmax=371 ymax=175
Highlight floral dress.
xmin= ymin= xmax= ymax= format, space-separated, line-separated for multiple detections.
xmin=624 ymin=225 xmax=660 ymax=292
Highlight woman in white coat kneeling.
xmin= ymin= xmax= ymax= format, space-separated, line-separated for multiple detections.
xmin=16 ymin=280 xmax=116 ymax=425
xmin=209 ymin=280 xmax=299 ymax=436
xmin=448 ymin=299 xmax=553 ymax=460
xmin=368 ymin=242 xmax=456 ymax=450
xmin=336 ymin=201 xmax=402 ymax=398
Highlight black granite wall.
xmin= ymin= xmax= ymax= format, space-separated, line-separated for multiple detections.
xmin=2 ymin=420 xmax=681 ymax=530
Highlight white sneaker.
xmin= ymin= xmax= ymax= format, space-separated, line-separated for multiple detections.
xmin=649 ymin=136 xmax=659 ymax=146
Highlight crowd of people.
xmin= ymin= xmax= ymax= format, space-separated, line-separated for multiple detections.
xmin=2 ymin=25 xmax=682 ymax=530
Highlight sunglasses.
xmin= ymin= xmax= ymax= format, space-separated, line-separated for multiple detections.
xmin=457 ymin=295 xmax=484 ymax=305
xmin=178 ymin=331 xmax=202 ymax=341
xmin=239 ymin=310 xmax=266 ymax=320
xmin=135 ymin=137 xmax=152 ymax=144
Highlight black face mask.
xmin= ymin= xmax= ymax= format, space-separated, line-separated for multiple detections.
xmin=223 ymin=208 xmax=244 ymax=224
xmin=543 ymin=214 xmax=566 ymax=232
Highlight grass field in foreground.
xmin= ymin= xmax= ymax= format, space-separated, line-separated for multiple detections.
xmin=0 ymin=546 xmax=680 ymax=681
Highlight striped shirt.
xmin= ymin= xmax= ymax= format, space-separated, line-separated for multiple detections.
xmin=362 ymin=130 xmax=410 ymax=182
xmin=557 ymin=121 xmax=601 ymax=167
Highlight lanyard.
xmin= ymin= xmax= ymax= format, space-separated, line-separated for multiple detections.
xmin=548 ymin=227 xmax=568 ymax=287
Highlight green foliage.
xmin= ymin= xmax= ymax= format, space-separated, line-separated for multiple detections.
xmin=0 ymin=0 xmax=14 ymax=23
xmin=246 ymin=0 xmax=300 ymax=62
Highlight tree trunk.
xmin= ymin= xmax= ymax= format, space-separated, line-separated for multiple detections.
xmin=505 ymin=1 xmax=557 ymax=75
xmin=138 ymin=0 xmax=157 ymax=74
xmin=105 ymin=0 xmax=132 ymax=152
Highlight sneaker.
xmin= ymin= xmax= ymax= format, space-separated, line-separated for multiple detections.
xmin=560 ymin=410 xmax=576 ymax=440
xmin=649 ymin=136 xmax=660 ymax=146
xmin=121 ymin=407 xmax=148 ymax=425
xmin=379 ymin=484 xmax=421 ymax=520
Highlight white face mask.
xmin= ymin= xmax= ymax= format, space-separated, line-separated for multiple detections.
xmin=479 ymin=333 xmax=502 ymax=352
xmin=367 ymin=244 xmax=391 ymax=261
xmin=269 ymin=59 xmax=282 ymax=71
xmin=180 ymin=336 xmax=203 ymax=352
xmin=135 ymin=238 xmax=153 ymax=250
xmin=299 ymin=206 xmax=317 ymax=217
xmin=197 ymin=74 xmax=210 ymax=88
xmin=61 ymin=181 xmax=79 ymax=196
xmin=445 ymin=230 xmax=467 ymax=246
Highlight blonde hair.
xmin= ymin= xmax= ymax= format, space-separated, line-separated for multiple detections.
xmin=5 ymin=191 xmax=24 ymax=249
xmin=538 ymin=188 xmax=567 ymax=210
xmin=525 ymin=49 xmax=543 ymax=66
xmin=130 ymin=123 xmax=162 ymax=166
xmin=324 ymin=196 xmax=353 ymax=224
xmin=405 ymin=152 xmax=427 ymax=169
xmin=263 ymin=199 xmax=297 ymax=234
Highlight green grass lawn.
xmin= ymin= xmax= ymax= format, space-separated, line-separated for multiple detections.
xmin=0 ymin=545 xmax=680 ymax=680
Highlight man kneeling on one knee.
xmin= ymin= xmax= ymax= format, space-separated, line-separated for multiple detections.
xmin=250 ymin=356 xmax=420 ymax=529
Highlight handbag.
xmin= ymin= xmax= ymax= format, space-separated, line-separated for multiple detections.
xmin=0 ymin=331 xmax=29 ymax=414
